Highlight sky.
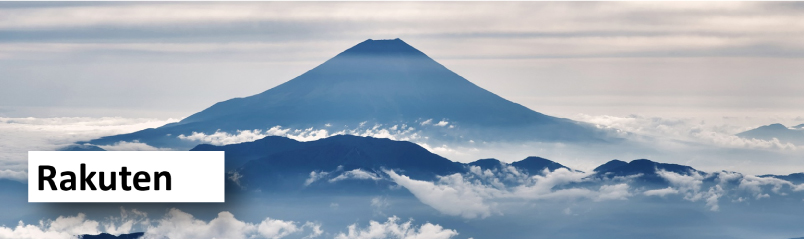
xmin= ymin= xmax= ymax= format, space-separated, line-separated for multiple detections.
xmin=3 ymin=4 xmax=804 ymax=237
xmin=1 ymin=2 xmax=803 ymax=123
xmin=1 ymin=2 xmax=804 ymax=176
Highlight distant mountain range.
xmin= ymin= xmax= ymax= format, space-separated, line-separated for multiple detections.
xmin=187 ymin=134 xmax=802 ymax=193
xmin=80 ymin=233 xmax=144 ymax=239
xmin=737 ymin=123 xmax=804 ymax=145
xmin=85 ymin=38 xmax=613 ymax=149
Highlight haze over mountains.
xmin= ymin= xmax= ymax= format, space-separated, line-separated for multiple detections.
xmin=86 ymin=39 xmax=612 ymax=149
xmin=187 ymin=134 xmax=803 ymax=197
xmin=737 ymin=123 xmax=804 ymax=145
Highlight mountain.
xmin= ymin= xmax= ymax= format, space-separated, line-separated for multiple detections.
xmin=736 ymin=123 xmax=804 ymax=145
xmin=192 ymin=135 xmax=576 ymax=192
xmin=196 ymin=135 xmax=465 ymax=191
xmin=86 ymin=38 xmax=611 ymax=149
xmin=592 ymin=159 xmax=700 ymax=185
xmin=191 ymin=136 xmax=301 ymax=170
xmin=468 ymin=158 xmax=506 ymax=169
xmin=511 ymin=156 xmax=571 ymax=173
xmin=0 ymin=179 xmax=26 ymax=193
xmin=59 ymin=144 xmax=106 ymax=151
xmin=761 ymin=173 xmax=804 ymax=184
xmin=467 ymin=157 xmax=571 ymax=173
xmin=593 ymin=159 xmax=628 ymax=172
xmin=80 ymin=232 xmax=144 ymax=239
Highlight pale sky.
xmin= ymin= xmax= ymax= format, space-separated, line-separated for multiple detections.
xmin=1 ymin=2 xmax=804 ymax=124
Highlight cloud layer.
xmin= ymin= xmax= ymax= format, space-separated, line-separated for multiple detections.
xmin=0 ymin=207 xmax=461 ymax=239
xmin=384 ymin=163 xmax=804 ymax=218
xmin=0 ymin=117 xmax=178 ymax=180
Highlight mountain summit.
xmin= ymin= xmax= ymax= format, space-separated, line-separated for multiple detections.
xmin=89 ymin=39 xmax=610 ymax=148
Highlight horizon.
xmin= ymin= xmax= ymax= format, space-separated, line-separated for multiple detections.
xmin=3 ymin=2 xmax=804 ymax=239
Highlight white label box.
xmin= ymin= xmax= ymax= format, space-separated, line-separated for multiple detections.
xmin=28 ymin=151 xmax=225 ymax=203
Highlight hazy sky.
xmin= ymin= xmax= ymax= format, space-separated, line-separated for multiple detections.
xmin=2 ymin=2 xmax=804 ymax=123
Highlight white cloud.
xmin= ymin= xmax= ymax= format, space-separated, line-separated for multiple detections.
xmin=141 ymin=208 xmax=320 ymax=239
xmin=0 ymin=169 xmax=27 ymax=182
xmin=256 ymin=218 xmax=301 ymax=239
xmin=177 ymin=127 xmax=290 ymax=145
xmin=334 ymin=216 xmax=458 ymax=239
xmin=97 ymin=140 xmax=171 ymax=151
xmin=329 ymin=169 xmax=382 ymax=183
xmin=738 ymin=175 xmax=804 ymax=198
xmin=304 ymin=170 xmax=331 ymax=186
xmin=420 ymin=119 xmax=433 ymax=126
xmin=178 ymin=122 xmax=430 ymax=147
xmin=654 ymin=169 xmax=725 ymax=210
xmin=0 ymin=208 xmax=321 ymax=239
xmin=0 ymin=117 xmax=178 ymax=172
xmin=386 ymin=170 xmax=496 ymax=219
xmin=575 ymin=114 xmax=799 ymax=150
xmin=434 ymin=121 xmax=449 ymax=127
xmin=644 ymin=187 xmax=680 ymax=197
xmin=595 ymin=183 xmax=631 ymax=201
xmin=0 ymin=213 xmax=99 ymax=239
xmin=386 ymin=167 xmax=635 ymax=219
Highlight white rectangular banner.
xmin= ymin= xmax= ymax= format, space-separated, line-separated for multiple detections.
xmin=28 ymin=151 xmax=225 ymax=203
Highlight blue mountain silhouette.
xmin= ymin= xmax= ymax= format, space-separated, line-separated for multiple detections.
xmin=87 ymin=38 xmax=611 ymax=149
xmin=191 ymin=135 xmax=576 ymax=192
xmin=468 ymin=157 xmax=572 ymax=173
xmin=592 ymin=159 xmax=700 ymax=185
xmin=80 ymin=232 xmax=144 ymax=239
xmin=760 ymin=173 xmax=804 ymax=184
xmin=736 ymin=123 xmax=804 ymax=145
xmin=59 ymin=144 xmax=106 ymax=151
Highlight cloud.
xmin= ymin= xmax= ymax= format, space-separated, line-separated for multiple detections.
xmin=304 ymin=170 xmax=332 ymax=186
xmin=178 ymin=123 xmax=429 ymax=146
xmin=334 ymin=216 xmax=458 ymax=239
xmin=0 ymin=213 xmax=99 ymax=239
xmin=0 ymin=117 xmax=178 ymax=172
xmin=419 ymin=119 xmax=433 ymax=126
xmin=0 ymin=208 xmax=322 ymax=239
xmin=96 ymin=140 xmax=171 ymax=151
xmin=387 ymin=163 xmax=804 ymax=218
xmin=371 ymin=196 xmax=390 ymax=216
xmin=738 ymin=175 xmax=804 ymax=198
xmin=178 ymin=127 xmax=290 ymax=145
xmin=644 ymin=187 xmax=680 ymax=197
xmin=329 ymin=169 xmax=382 ymax=183
xmin=386 ymin=170 xmax=497 ymax=219
xmin=140 ymin=208 xmax=321 ymax=239
xmin=0 ymin=169 xmax=27 ymax=182
xmin=305 ymin=167 xmax=384 ymax=187
xmin=575 ymin=114 xmax=799 ymax=150
xmin=386 ymin=166 xmax=636 ymax=219
xmin=595 ymin=183 xmax=631 ymax=201
xmin=655 ymin=169 xmax=724 ymax=210
xmin=434 ymin=121 xmax=449 ymax=127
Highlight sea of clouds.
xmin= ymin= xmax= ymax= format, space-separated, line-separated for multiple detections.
xmin=2 ymin=114 xmax=803 ymax=181
xmin=0 ymin=207 xmax=459 ymax=239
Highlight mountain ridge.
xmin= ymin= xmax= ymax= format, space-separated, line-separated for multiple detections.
xmin=86 ymin=38 xmax=612 ymax=149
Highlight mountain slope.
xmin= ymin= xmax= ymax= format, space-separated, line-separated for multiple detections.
xmin=736 ymin=123 xmax=804 ymax=145
xmin=87 ymin=38 xmax=610 ymax=149
xmin=592 ymin=159 xmax=700 ymax=185
xmin=191 ymin=135 xmax=577 ymax=192
xmin=220 ymin=135 xmax=465 ymax=191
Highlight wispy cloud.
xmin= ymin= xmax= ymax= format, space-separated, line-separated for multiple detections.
xmin=0 ymin=117 xmax=177 ymax=179
xmin=385 ymin=163 xmax=804 ymax=218
xmin=0 ymin=208 xmax=322 ymax=239
xmin=335 ymin=216 xmax=458 ymax=239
